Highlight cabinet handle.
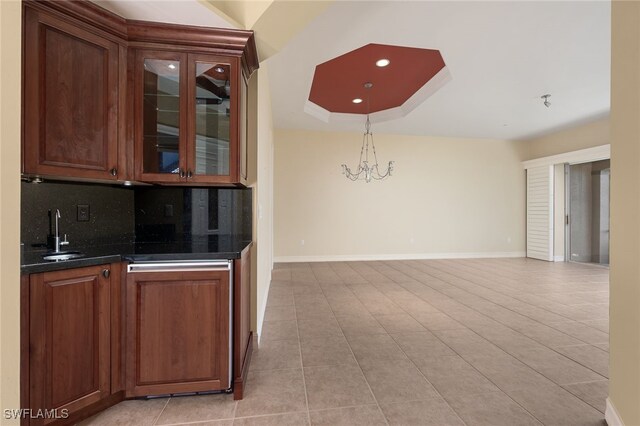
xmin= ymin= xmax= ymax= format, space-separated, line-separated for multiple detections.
xmin=187 ymin=170 xmax=193 ymax=179
xmin=179 ymin=169 xmax=186 ymax=178
xmin=110 ymin=168 xmax=117 ymax=176
xmin=102 ymin=269 xmax=110 ymax=278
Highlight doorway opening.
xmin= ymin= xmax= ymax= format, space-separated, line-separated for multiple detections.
xmin=565 ymin=159 xmax=610 ymax=266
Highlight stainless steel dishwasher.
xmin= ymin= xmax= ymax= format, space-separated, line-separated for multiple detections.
xmin=127 ymin=259 xmax=234 ymax=395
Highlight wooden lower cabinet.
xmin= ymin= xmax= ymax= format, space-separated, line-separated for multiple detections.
xmin=233 ymin=245 xmax=253 ymax=400
xmin=21 ymin=251 xmax=252 ymax=424
xmin=126 ymin=269 xmax=231 ymax=397
xmin=26 ymin=264 xmax=121 ymax=426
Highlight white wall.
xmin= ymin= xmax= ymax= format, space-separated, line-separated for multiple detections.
xmin=525 ymin=116 xmax=609 ymax=160
xmin=274 ymin=129 xmax=528 ymax=261
xmin=0 ymin=0 xmax=22 ymax=421
xmin=255 ymin=64 xmax=274 ymax=340
xmin=609 ymin=3 xmax=640 ymax=424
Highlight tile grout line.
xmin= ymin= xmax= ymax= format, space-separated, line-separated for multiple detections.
xmin=345 ymin=267 xmax=469 ymax=426
xmin=445 ymin=259 xmax=610 ymax=329
xmin=418 ymin=258 xmax=608 ymax=333
xmin=292 ymin=259 xmax=606 ymax=424
xmin=291 ymin=273 xmax=312 ymax=426
xmin=151 ymin=397 xmax=172 ymax=426
xmin=561 ymin=378 xmax=610 ymax=386
xmin=310 ymin=264 xmax=390 ymax=426
xmin=306 ymin=402 xmax=389 ymax=413
xmin=359 ymin=260 xmax=547 ymax=424
xmin=159 ymin=414 xmax=235 ymax=426
xmin=382 ymin=260 xmax=607 ymax=366
xmin=560 ymin=386 xmax=607 ymax=415
xmin=233 ymin=410 xmax=308 ymax=421
xmin=238 ymin=274 xmax=305 ymax=423
xmin=231 ymin=390 xmax=238 ymax=423
xmin=377 ymin=259 xmax=589 ymax=425
xmin=386 ymin=259 xmax=610 ymax=379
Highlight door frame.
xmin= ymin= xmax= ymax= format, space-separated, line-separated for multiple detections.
xmin=522 ymin=144 xmax=610 ymax=263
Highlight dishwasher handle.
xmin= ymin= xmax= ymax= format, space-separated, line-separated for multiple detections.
xmin=127 ymin=260 xmax=231 ymax=273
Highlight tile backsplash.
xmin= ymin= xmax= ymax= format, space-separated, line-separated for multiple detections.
xmin=21 ymin=181 xmax=135 ymax=248
xmin=21 ymin=181 xmax=253 ymax=249
xmin=134 ymin=187 xmax=252 ymax=242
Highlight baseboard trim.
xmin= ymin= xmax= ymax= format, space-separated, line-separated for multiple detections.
xmin=554 ymin=255 xmax=565 ymax=262
xmin=274 ymin=251 xmax=526 ymax=263
xmin=606 ymin=397 xmax=624 ymax=426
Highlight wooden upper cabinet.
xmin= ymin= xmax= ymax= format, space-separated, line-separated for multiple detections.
xmin=21 ymin=1 xmax=257 ymax=186
xmin=129 ymin=21 xmax=258 ymax=186
xmin=29 ymin=265 xmax=112 ymax=425
xmin=133 ymin=50 xmax=247 ymax=185
xmin=22 ymin=5 xmax=126 ymax=181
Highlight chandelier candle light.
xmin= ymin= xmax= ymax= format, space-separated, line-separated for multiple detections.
xmin=341 ymin=83 xmax=394 ymax=182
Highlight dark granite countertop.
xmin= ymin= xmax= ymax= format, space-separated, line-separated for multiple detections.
xmin=21 ymin=235 xmax=252 ymax=274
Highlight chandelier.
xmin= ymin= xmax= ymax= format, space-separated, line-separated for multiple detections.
xmin=341 ymin=83 xmax=394 ymax=182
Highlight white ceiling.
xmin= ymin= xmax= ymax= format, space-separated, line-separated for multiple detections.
xmin=93 ymin=0 xmax=236 ymax=29
xmin=267 ymin=1 xmax=611 ymax=140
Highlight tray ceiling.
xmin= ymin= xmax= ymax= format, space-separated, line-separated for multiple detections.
xmin=267 ymin=1 xmax=611 ymax=140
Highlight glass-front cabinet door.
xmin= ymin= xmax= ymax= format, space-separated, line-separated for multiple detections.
xmin=186 ymin=55 xmax=239 ymax=184
xmin=135 ymin=50 xmax=188 ymax=182
xmin=135 ymin=51 xmax=242 ymax=184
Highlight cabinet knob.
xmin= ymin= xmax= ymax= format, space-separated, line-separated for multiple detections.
xmin=187 ymin=170 xmax=193 ymax=179
xmin=102 ymin=269 xmax=110 ymax=278
xmin=110 ymin=168 xmax=117 ymax=176
xmin=179 ymin=169 xmax=186 ymax=178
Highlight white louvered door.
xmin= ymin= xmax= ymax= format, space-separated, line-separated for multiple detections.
xmin=527 ymin=165 xmax=554 ymax=261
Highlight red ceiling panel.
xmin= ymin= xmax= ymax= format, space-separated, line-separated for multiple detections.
xmin=308 ymin=43 xmax=446 ymax=114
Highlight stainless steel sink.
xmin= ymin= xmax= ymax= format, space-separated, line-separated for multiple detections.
xmin=42 ymin=251 xmax=84 ymax=262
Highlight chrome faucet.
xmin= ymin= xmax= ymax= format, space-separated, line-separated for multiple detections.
xmin=50 ymin=209 xmax=69 ymax=253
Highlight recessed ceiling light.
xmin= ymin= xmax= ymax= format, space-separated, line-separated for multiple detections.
xmin=352 ymin=98 xmax=363 ymax=104
xmin=376 ymin=58 xmax=390 ymax=67
xmin=168 ymin=63 xmax=176 ymax=70
xmin=214 ymin=66 xmax=225 ymax=73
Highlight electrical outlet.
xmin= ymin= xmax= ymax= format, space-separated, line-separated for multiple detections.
xmin=77 ymin=204 xmax=90 ymax=222
xmin=164 ymin=204 xmax=174 ymax=217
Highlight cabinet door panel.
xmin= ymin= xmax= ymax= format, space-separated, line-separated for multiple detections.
xmin=127 ymin=271 xmax=230 ymax=397
xmin=190 ymin=58 xmax=231 ymax=177
xmin=134 ymin=51 xmax=188 ymax=183
xmin=49 ymin=277 xmax=98 ymax=406
xmin=23 ymin=8 xmax=119 ymax=180
xmin=29 ymin=265 xmax=110 ymax=424
xmin=233 ymin=245 xmax=253 ymax=400
xmin=186 ymin=54 xmax=240 ymax=184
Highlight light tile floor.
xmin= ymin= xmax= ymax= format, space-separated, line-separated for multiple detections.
xmin=80 ymin=258 xmax=609 ymax=425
